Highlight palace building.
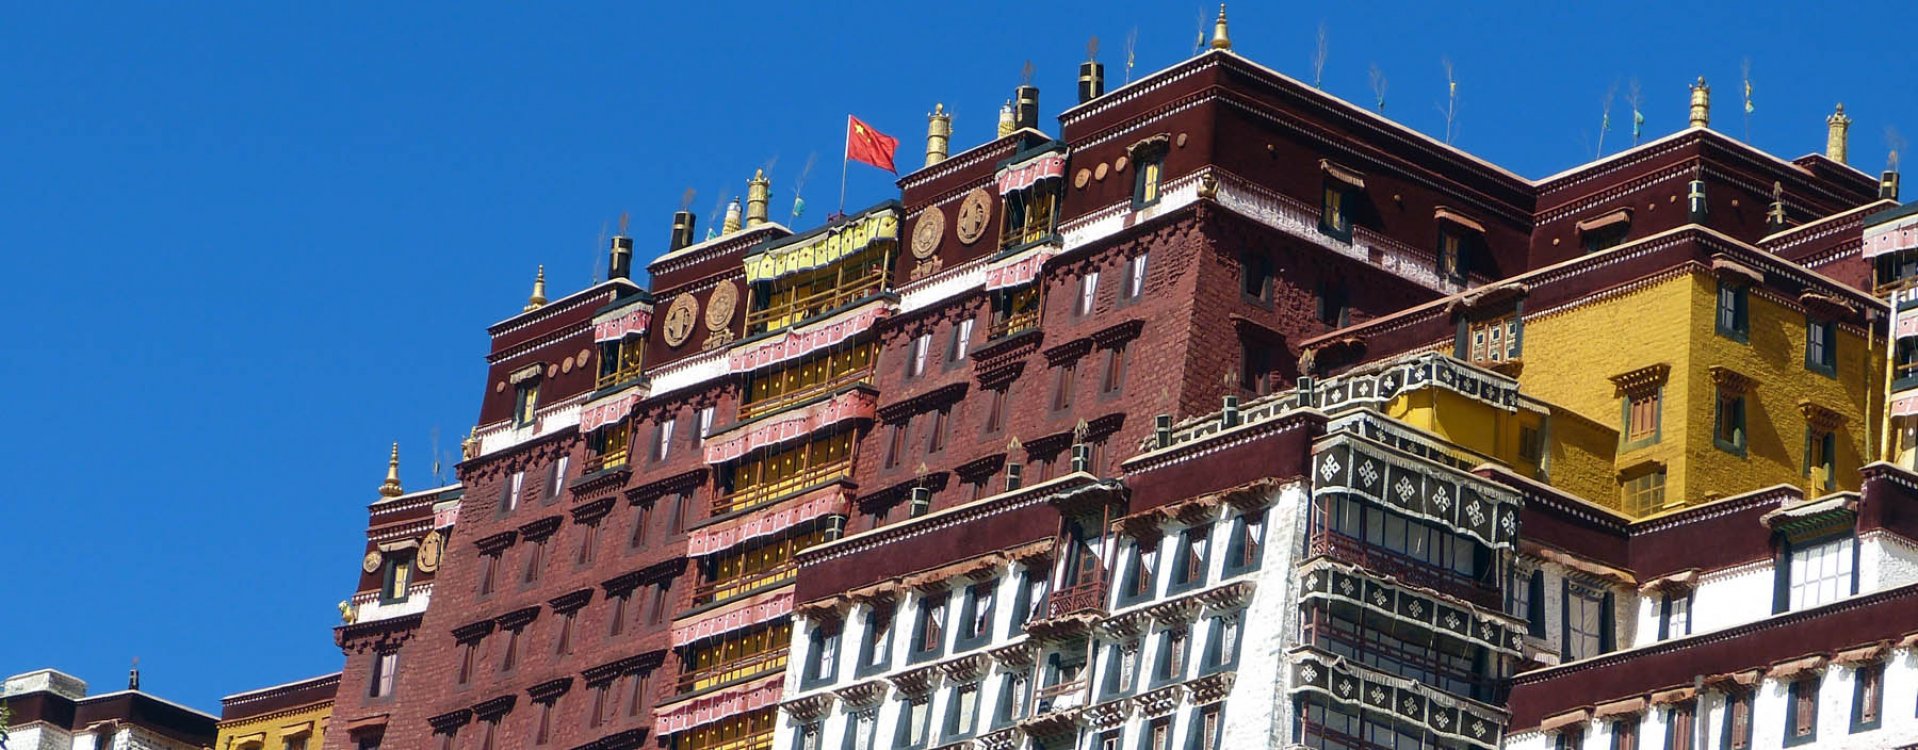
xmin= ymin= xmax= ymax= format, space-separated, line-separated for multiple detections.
xmin=0 ymin=668 xmax=216 ymax=750
xmin=319 ymin=9 xmax=1918 ymax=750
xmin=215 ymin=673 xmax=339 ymax=750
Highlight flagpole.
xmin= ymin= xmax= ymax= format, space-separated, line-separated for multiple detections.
xmin=838 ymin=115 xmax=851 ymax=218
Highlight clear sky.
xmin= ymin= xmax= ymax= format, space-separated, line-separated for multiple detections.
xmin=2 ymin=1 xmax=1912 ymax=712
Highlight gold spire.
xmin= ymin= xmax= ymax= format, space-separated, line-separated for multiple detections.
xmin=1209 ymin=4 xmax=1232 ymax=50
xmin=1688 ymin=76 xmax=1710 ymax=129
xmin=379 ymin=442 xmax=404 ymax=498
xmin=926 ymin=103 xmax=952 ymax=167
xmin=746 ymin=170 xmax=771 ymax=227
xmin=1826 ymin=103 xmax=1851 ymax=164
xmin=523 ymin=265 xmax=547 ymax=311
xmin=996 ymin=100 xmax=1015 ymax=138
xmin=722 ymin=197 xmax=743 ymax=234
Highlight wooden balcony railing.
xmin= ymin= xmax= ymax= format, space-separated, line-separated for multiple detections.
xmin=691 ymin=562 xmax=799 ymax=608
xmin=712 ymin=458 xmax=853 ymax=516
xmin=1000 ymin=224 xmax=1056 ymax=251
xmin=595 ymin=363 xmax=645 ymax=391
xmin=676 ymin=648 xmax=789 ymax=694
xmin=737 ymin=368 xmax=873 ymax=422
xmin=1309 ymin=532 xmax=1500 ymax=609
xmin=988 ymin=309 xmax=1041 ymax=340
xmin=744 ymin=270 xmax=885 ymax=335
xmin=587 ymin=448 xmax=629 ymax=475
xmin=1046 ymin=579 xmax=1109 ymax=619
xmin=684 ymin=730 xmax=775 ymax=750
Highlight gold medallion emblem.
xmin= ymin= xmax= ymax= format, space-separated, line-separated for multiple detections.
xmin=418 ymin=530 xmax=443 ymax=573
xmin=362 ymin=551 xmax=381 ymax=574
xmin=956 ymin=188 xmax=992 ymax=245
xmin=706 ymin=281 xmax=739 ymax=332
xmin=663 ymin=294 xmax=699 ymax=347
xmin=912 ymin=206 xmax=945 ymax=259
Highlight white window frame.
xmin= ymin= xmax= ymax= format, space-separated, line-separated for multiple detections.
xmin=910 ymin=334 xmax=931 ymax=377
xmin=1126 ymin=254 xmax=1148 ymax=299
xmin=1078 ymin=271 xmax=1100 ymax=315
xmin=1788 ymin=536 xmax=1855 ymax=610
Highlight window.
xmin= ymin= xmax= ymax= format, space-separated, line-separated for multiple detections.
xmin=1102 ymin=344 xmax=1128 ymax=395
xmin=588 ymin=682 xmax=609 ymax=729
xmin=1582 ymin=222 xmax=1629 ymax=253
xmin=1134 ymin=154 xmax=1163 ymax=208
xmin=908 ymin=334 xmax=931 ymax=378
xmin=369 ymin=651 xmax=397 ymax=698
xmin=628 ymin=671 xmax=651 ymax=717
xmin=501 ymin=471 xmax=524 ymax=514
xmin=457 ymin=640 xmax=477 ymax=685
xmin=478 ymin=552 xmax=500 ymax=596
xmin=1203 ymin=615 xmax=1240 ymax=671
xmin=896 ymin=697 xmax=932 ymax=749
xmin=500 ymin=627 xmax=522 ymax=672
xmin=1714 ymin=388 xmax=1746 ymax=454
xmin=1320 ymin=182 xmax=1352 ymax=239
xmin=647 ymin=580 xmax=672 ymax=624
xmin=1439 ymin=230 xmax=1466 ymax=282
xmin=950 ymin=318 xmax=974 ymax=363
xmin=1519 ymin=424 xmax=1546 ymax=464
xmin=476 ymin=721 xmax=497 ymax=750
xmin=1241 ymin=341 xmax=1277 ymax=396
xmin=982 ymin=388 xmax=1007 ymax=435
xmin=1193 ymin=706 xmax=1221 ymax=750
xmin=995 ymin=671 xmax=1031 ymax=727
xmin=944 ymin=683 xmax=980 ymax=738
xmin=1781 ymin=536 xmax=1855 ymax=611
xmin=1017 ymin=571 xmax=1047 ymax=627
xmin=1123 ymin=541 xmax=1157 ymax=603
xmin=284 ymin=737 xmax=310 ymax=750
xmin=860 ymin=607 xmax=894 ymax=672
xmin=1624 ymin=389 xmax=1661 ymax=446
xmin=927 ymin=408 xmax=951 ymax=454
xmin=698 ymin=406 xmax=715 ymax=444
xmin=1555 ymin=727 xmax=1584 ymax=750
xmin=522 ymin=538 xmax=545 ymax=584
xmin=547 ymin=457 xmax=569 ymax=500
xmin=515 ymin=379 xmax=541 ymax=426
xmin=1787 ymin=679 xmax=1819 ymax=743
xmin=628 ymin=502 xmax=652 ymax=551
xmin=1464 ymin=314 xmax=1520 ymax=366
xmin=608 ymin=590 xmax=629 ymax=637
xmin=1051 ymin=361 xmax=1076 ymax=411
xmin=1852 ymin=662 xmax=1883 ymax=732
xmin=1172 ymin=524 xmax=1211 ymax=590
xmin=1316 ymin=282 xmax=1348 ymax=327
xmin=1225 ymin=511 xmax=1265 ymax=574
xmin=1612 ymin=717 xmax=1638 ymax=750
xmin=1154 ymin=628 xmax=1189 ymax=683
xmin=1806 ymin=426 xmax=1838 ymax=491
xmin=1077 ymin=271 xmax=1099 ymax=316
xmin=960 ymin=581 xmax=995 ymax=642
xmin=1242 ymin=253 xmax=1274 ymax=302
xmin=1525 ymin=569 xmax=1547 ymax=637
xmin=668 ymin=492 xmax=688 ymax=535
xmin=655 ymin=418 xmax=676 ymax=462
xmin=1807 ymin=318 xmax=1837 ymax=375
xmin=380 ymin=551 xmax=414 ymax=604
xmin=1716 ymin=282 xmax=1750 ymax=341
xmin=534 ymin=700 xmax=554 ymax=745
xmin=1146 ymin=717 xmax=1172 ymax=750
xmin=576 ymin=520 xmax=600 ymax=566
xmin=805 ymin=625 xmax=840 ymax=683
xmin=1657 ymin=591 xmax=1691 ymax=640
xmin=1622 ymin=468 xmax=1666 ymax=517
xmin=1561 ymin=582 xmax=1609 ymax=660
xmin=913 ymin=594 xmax=947 ymax=658
xmin=1722 ymin=692 xmax=1752 ymax=750
xmin=555 ymin=610 xmax=576 ymax=655
xmin=1123 ymin=253 xmax=1148 ymax=300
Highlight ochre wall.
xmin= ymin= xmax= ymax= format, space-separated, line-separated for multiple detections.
xmin=215 ymin=702 xmax=331 ymax=750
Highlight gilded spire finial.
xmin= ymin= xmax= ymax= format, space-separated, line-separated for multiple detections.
xmin=379 ymin=442 xmax=404 ymax=498
xmin=1826 ymin=103 xmax=1852 ymax=164
xmin=1688 ymin=76 xmax=1710 ymax=129
xmin=523 ymin=265 xmax=547 ymax=311
xmin=926 ymin=103 xmax=953 ymax=167
xmin=746 ymin=170 xmax=771 ymax=228
xmin=722 ymin=197 xmax=743 ymax=233
xmin=996 ymin=100 xmax=1015 ymax=138
xmin=1209 ymin=5 xmax=1232 ymax=50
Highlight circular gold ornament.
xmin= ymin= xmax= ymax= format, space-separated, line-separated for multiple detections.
xmin=706 ymin=281 xmax=739 ymax=331
xmin=1074 ymin=169 xmax=1091 ymax=189
xmin=561 ymin=357 xmax=573 ymax=374
xmin=362 ymin=551 xmax=382 ymax=574
xmin=547 ymin=363 xmax=560 ymax=378
xmin=955 ymin=188 xmax=992 ymax=246
xmin=1177 ymin=133 xmax=1189 ymax=148
xmin=577 ymin=347 xmax=592 ymax=365
xmin=662 ymin=294 xmax=699 ymax=347
xmin=911 ymin=206 xmax=945 ymax=259
xmin=1095 ymin=163 xmax=1109 ymax=181
xmin=1114 ymin=156 xmax=1129 ymax=173
xmin=417 ymin=530 xmax=444 ymax=573
xmin=494 ymin=381 xmax=506 ymax=394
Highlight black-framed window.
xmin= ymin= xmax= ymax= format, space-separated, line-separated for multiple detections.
xmin=802 ymin=623 xmax=840 ymax=687
xmin=894 ymin=696 xmax=932 ymax=749
xmin=1151 ymin=627 xmax=1190 ymax=686
xmin=1438 ymin=229 xmax=1468 ymax=283
xmin=1721 ymin=692 xmax=1752 ymax=750
xmin=1897 ymin=337 xmax=1918 ymax=387
xmin=1806 ymin=318 xmax=1837 ymax=375
xmin=793 ymin=723 xmax=822 ymax=750
xmin=1716 ymin=282 xmax=1750 ymax=341
xmin=1316 ymin=282 xmax=1349 ymax=327
xmin=1013 ymin=568 xmax=1047 ymax=628
xmin=514 ymin=378 xmax=541 ymax=426
xmin=956 ymin=581 xmax=996 ymax=648
xmin=1099 ymin=641 xmax=1136 ymax=698
xmin=909 ymin=594 xmax=948 ymax=662
xmin=1102 ymin=344 xmax=1129 ymax=396
xmin=1656 ymin=590 xmax=1692 ymax=640
xmin=1241 ymin=253 xmax=1274 ymax=302
xmin=1076 ymin=271 xmax=1100 ymax=317
xmin=1785 ymin=678 xmax=1820 ymax=745
xmin=1200 ymin=614 xmax=1241 ymax=673
xmin=1560 ymin=581 xmax=1612 ymax=660
xmin=1851 ymin=662 xmax=1883 ymax=732
xmin=949 ymin=318 xmax=974 ymax=364
xmin=1805 ymin=426 xmax=1838 ymax=491
xmin=1610 ymin=717 xmax=1638 ymax=750
xmin=1665 ymin=703 xmax=1696 ymax=750
xmin=1119 ymin=539 xmax=1157 ymax=606
xmin=546 ymin=456 xmax=569 ymax=502
xmin=856 ymin=607 xmax=894 ymax=675
xmin=369 ymin=650 xmax=398 ymax=698
xmin=380 ymin=550 xmax=415 ymax=604
xmin=1582 ymin=222 xmax=1629 ymax=254
xmin=500 ymin=471 xmax=525 ymax=515
xmin=1241 ymin=341 xmax=1278 ymax=396
xmin=1507 ymin=566 xmax=1546 ymax=638
xmin=907 ymin=333 xmax=931 ymax=379
xmin=1051 ymin=361 xmax=1076 ymax=411
xmin=1133 ymin=154 xmax=1164 ymax=209
xmin=942 ymin=681 xmax=981 ymax=740
xmin=1189 ymin=705 xmax=1221 ymax=750
xmin=1555 ymin=727 xmax=1585 ymax=750
xmin=1714 ymin=388 xmax=1747 ymax=455
xmin=843 ymin=711 xmax=877 ymax=750
xmin=1224 ymin=511 xmax=1265 ymax=575
xmin=992 ymin=670 xmax=1032 ymax=728
xmin=1320 ymin=181 xmax=1354 ymax=240
xmin=1121 ymin=253 xmax=1149 ymax=301
xmin=1775 ymin=534 xmax=1856 ymax=613
xmin=1169 ymin=524 xmax=1211 ymax=593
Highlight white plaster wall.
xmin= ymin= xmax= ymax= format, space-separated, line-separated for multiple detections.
xmin=1229 ymin=481 xmax=1304 ymax=750
xmin=1861 ymin=532 xmax=1918 ymax=594
xmin=4 ymin=724 xmax=73 ymax=750
xmin=1688 ymin=562 xmax=1774 ymax=635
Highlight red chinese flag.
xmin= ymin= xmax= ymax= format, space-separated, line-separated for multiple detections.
xmin=846 ymin=115 xmax=899 ymax=174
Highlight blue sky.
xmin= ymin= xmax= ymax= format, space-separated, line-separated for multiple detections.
xmin=1 ymin=1 xmax=1912 ymax=712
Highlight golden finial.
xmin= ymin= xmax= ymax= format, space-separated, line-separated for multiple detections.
xmin=523 ymin=265 xmax=547 ymax=311
xmin=1688 ymin=76 xmax=1710 ymax=129
xmin=996 ymin=100 xmax=1015 ymax=138
xmin=379 ymin=442 xmax=404 ymax=498
xmin=1006 ymin=435 xmax=1023 ymax=455
xmin=1209 ymin=5 xmax=1232 ymax=50
xmin=722 ymin=197 xmax=743 ymax=233
xmin=746 ymin=170 xmax=771 ymax=227
xmin=1826 ymin=103 xmax=1852 ymax=164
xmin=461 ymin=425 xmax=480 ymax=461
xmin=926 ymin=103 xmax=952 ymax=167
xmin=1767 ymin=180 xmax=1788 ymax=228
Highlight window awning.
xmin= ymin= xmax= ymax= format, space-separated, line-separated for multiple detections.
xmin=1539 ymin=709 xmax=1590 ymax=734
xmin=984 ymin=245 xmax=1056 ymax=290
xmin=580 ymin=386 xmax=644 ymax=433
xmin=669 ymin=588 xmax=794 ymax=648
xmin=595 ymin=307 xmax=652 ymax=342
xmin=654 ymin=674 xmax=783 ymax=735
xmin=688 ymin=485 xmax=849 ymax=557
xmin=702 ymin=388 xmax=877 ymax=465
xmin=1864 ymin=217 xmax=1918 ymax=258
xmin=1592 ymin=697 xmax=1645 ymax=719
xmin=1574 ymin=209 xmax=1631 ymax=233
xmin=996 ymin=152 xmax=1068 ymax=195
xmin=1320 ymin=159 xmax=1366 ymax=189
xmin=1766 ymin=654 xmax=1827 ymax=681
xmin=1435 ymin=207 xmax=1486 ymax=233
xmin=727 ymin=299 xmax=891 ymax=374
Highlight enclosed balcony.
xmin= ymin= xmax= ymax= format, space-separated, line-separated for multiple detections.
xmin=712 ymin=430 xmax=855 ymax=516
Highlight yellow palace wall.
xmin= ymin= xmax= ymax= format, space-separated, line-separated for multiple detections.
xmin=213 ymin=700 xmax=331 ymax=750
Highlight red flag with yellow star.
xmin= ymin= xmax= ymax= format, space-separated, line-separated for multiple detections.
xmin=845 ymin=115 xmax=899 ymax=174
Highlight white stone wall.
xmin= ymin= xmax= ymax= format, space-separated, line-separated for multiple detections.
xmin=4 ymin=724 xmax=74 ymax=750
xmin=1226 ymin=481 xmax=1306 ymax=750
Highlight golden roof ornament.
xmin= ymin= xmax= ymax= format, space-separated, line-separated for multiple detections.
xmin=1688 ymin=76 xmax=1710 ymax=129
xmin=722 ymin=197 xmax=743 ymax=234
xmin=926 ymin=103 xmax=952 ymax=167
xmin=1209 ymin=5 xmax=1232 ymax=51
xmin=1826 ymin=103 xmax=1851 ymax=164
xmin=379 ymin=442 xmax=405 ymax=498
xmin=746 ymin=170 xmax=771 ymax=227
xmin=523 ymin=265 xmax=547 ymax=311
xmin=997 ymin=100 xmax=1015 ymax=138
xmin=461 ymin=425 xmax=480 ymax=461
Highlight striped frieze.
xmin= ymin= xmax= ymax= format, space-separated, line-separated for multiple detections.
xmin=1311 ymin=433 xmax=1521 ymax=549
xmin=1289 ymin=648 xmax=1507 ymax=750
xmin=1297 ymin=558 xmax=1523 ymax=655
